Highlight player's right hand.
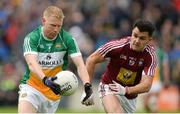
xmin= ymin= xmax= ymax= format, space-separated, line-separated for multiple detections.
xmin=81 ymin=83 xmax=94 ymax=106
xmin=43 ymin=76 xmax=60 ymax=95
xmin=109 ymin=80 xmax=126 ymax=95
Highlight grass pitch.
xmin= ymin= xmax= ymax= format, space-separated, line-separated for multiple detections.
xmin=0 ymin=106 xmax=179 ymax=113
xmin=0 ymin=106 xmax=104 ymax=113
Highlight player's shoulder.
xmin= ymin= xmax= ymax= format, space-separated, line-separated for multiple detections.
xmin=106 ymin=36 xmax=130 ymax=46
xmin=98 ymin=36 xmax=130 ymax=54
xmin=60 ymin=28 xmax=73 ymax=40
xmin=25 ymin=26 xmax=41 ymax=41
xmin=144 ymin=44 xmax=157 ymax=60
xmin=145 ymin=44 xmax=156 ymax=53
xmin=59 ymin=28 xmax=77 ymax=47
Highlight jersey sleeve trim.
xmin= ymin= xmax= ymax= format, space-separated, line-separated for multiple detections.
xmin=98 ymin=39 xmax=129 ymax=57
xmin=24 ymin=36 xmax=32 ymax=52
xmin=24 ymin=51 xmax=38 ymax=56
xmin=143 ymin=45 xmax=157 ymax=77
xmin=70 ymin=53 xmax=82 ymax=58
xmin=72 ymin=37 xmax=80 ymax=53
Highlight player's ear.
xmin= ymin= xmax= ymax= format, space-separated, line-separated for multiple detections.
xmin=42 ymin=17 xmax=46 ymax=25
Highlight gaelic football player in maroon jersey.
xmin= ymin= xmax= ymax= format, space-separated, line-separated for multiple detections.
xmin=86 ymin=20 xmax=157 ymax=113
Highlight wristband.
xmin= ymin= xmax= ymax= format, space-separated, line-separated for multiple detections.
xmin=125 ymin=86 xmax=130 ymax=95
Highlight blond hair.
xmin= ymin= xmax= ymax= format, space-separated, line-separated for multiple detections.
xmin=43 ymin=6 xmax=65 ymax=20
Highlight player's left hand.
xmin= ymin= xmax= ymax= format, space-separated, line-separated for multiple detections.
xmin=109 ymin=80 xmax=127 ymax=95
xmin=81 ymin=83 xmax=94 ymax=106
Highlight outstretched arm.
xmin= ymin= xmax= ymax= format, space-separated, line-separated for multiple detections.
xmin=71 ymin=55 xmax=94 ymax=106
xmin=71 ymin=55 xmax=90 ymax=84
xmin=128 ymin=75 xmax=153 ymax=94
xmin=25 ymin=54 xmax=61 ymax=94
xmin=109 ymin=75 xmax=153 ymax=95
xmin=86 ymin=50 xmax=106 ymax=82
xmin=25 ymin=54 xmax=45 ymax=79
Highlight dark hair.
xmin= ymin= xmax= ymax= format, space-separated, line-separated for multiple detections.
xmin=133 ymin=20 xmax=155 ymax=36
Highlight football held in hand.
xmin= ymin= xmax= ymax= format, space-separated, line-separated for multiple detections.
xmin=54 ymin=71 xmax=78 ymax=96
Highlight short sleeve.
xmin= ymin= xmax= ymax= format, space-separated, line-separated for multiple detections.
xmin=67 ymin=37 xmax=81 ymax=58
xmin=142 ymin=48 xmax=157 ymax=77
xmin=23 ymin=35 xmax=38 ymax=56
xmin=97 ymin=39 xmax=128 ymax=58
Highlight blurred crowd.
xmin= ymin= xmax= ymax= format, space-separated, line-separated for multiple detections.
xmin=0 ymin=0 xmax=179 ymax=112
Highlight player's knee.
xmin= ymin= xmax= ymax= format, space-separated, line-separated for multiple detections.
xmin=18 ymin=100 xmax=36 ymax=113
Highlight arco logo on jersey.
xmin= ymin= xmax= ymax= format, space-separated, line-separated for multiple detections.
xmin=38 ymin=51 xmax=66 ymax=68
xmin=39 ymin=59 xmax=63 ymax=67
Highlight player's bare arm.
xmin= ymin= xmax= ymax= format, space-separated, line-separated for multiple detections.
xmin=127 ymin=75 xmax=153 ymax=95
xmin=72 ymin=55 xmax=94 ymax=106
xmin=25 ymin=54 xmax=61 ymax=95
xmin=86 ymin=50 xmax=106 ymax=82
xmin=71 ymin=55 xmax=90 ymax=84
xmin=109 ymin=75 xmax=153 ymax=96
xmin=25 ymin=54 xmax=45 ymax=79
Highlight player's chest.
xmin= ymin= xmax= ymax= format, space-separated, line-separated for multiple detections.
xmin=111 ymin=53 xmax=145 ymax=70
xmin=37 ymin=39 xmax=67 ymax=53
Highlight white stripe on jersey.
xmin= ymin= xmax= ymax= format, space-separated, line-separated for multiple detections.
xmin=98 ymin=38 xmax=130 ymax=57
xmin=99 ymin=40 xmax=126 ymax=54
xmin=99 ymin=38 xmax=128 ymax=54
xmin=72 ymin=37 xmax=80 ymax=53
xmin=23 ymin=37 xmax=27 ymax=51
xmin=103 ymin=42 xmax=129 ymax=57
xmin=24 ymin=37 xmax=31 ymax=52
xmin=28 ymin=37 xmax=31 ymax=52
xmin=144 ymin=45 xmax=157 ymax=76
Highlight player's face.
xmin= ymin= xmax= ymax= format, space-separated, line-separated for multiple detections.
xmin=42 ymin=16 xmax=63 ymax=39
xmin=130 ymin=27 xmax=151 ymax=51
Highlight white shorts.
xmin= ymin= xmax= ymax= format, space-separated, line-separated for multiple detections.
xmin=18 ymin=84 xmax=60 ymax=113
xmin=98 ymin=82 xmax=137 ymax=113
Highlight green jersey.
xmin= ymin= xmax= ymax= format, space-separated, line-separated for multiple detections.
xmin=21 ymin=26 xmax=81 ymax=100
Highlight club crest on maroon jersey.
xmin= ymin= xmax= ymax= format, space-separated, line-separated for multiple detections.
xmin=129 ymin=60 xmax=135 ymax=66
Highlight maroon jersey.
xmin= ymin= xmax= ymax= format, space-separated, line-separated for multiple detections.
xmin=98 ymin=37 xmax=157 ymax=87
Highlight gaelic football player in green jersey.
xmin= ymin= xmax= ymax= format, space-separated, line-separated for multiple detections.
xmin=18 ymin=6 xmax=94 ymax=113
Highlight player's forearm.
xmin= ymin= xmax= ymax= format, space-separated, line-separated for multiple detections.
xmin=77 ymin=64 xmax=91 ymax=84
xmin=27 ymin=61 xmax=45 ymax=79
xmin=127 ymin=75 xmax=153 ymax=95
xmin=86 ymin=60 xmax=96 ymax=83
xmin=86 ymin=51 xmax=105 ymax=83
xmin=71 ymin=56 xmax=91 ymax=84
xmin=25 ymin=55 xmax=45 ymax=79
xmin=127 ymin=83 xmax=151 ymax=95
